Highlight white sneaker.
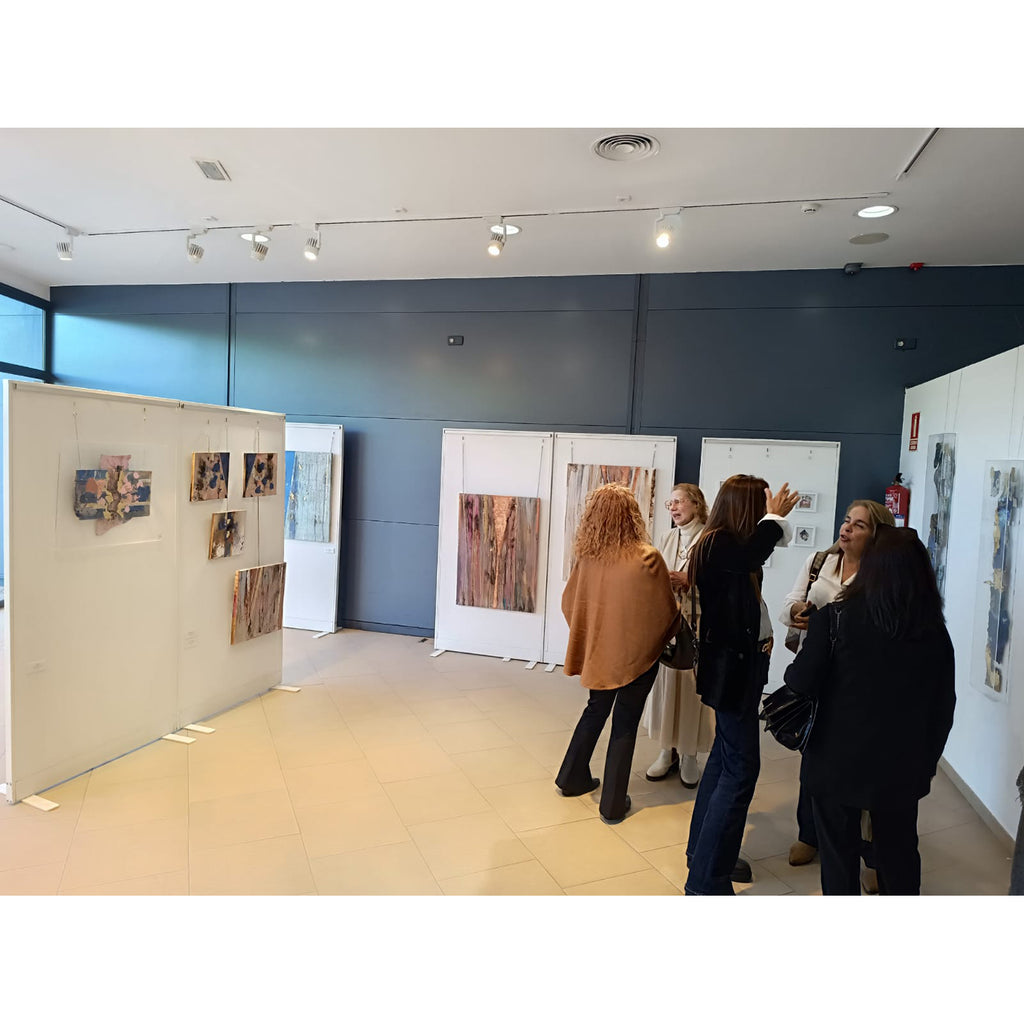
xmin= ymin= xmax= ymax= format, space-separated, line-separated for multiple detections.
xmin=645 ymin=749 xmax=679 ymax=780
xmin=680 ymin=754 xmax=701 ymax=788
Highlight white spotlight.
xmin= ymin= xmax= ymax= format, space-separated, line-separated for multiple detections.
xmin=654 ymin=210 xmax=682 ymax=249
xmin=304 ymin=228 xmax=321 ymax=261
xmin=487 ymin=230 xmax=505 ymax=257
xmin=57 ymin=230 xmax=75 ymax=261
xmin=186 ymin=233 xmax=205 ymax=263
xmin=250 ymin=238 xmax=269 ymax=261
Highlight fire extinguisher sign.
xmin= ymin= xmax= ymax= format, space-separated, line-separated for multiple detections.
xmin=909 ymin=411 xmax=920 ymax=451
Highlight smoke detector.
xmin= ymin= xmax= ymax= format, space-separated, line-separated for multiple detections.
xmin=592 ymin=134 xmax=660 ymax=161
xmin=801 ymin=203 xmax=821 ymax=214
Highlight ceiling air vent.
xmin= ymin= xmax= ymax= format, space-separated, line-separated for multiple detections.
xmin=592 ymin=134 xmax=660 ymax=161
xmin=193 ymin=158 xmax=231 ymax=182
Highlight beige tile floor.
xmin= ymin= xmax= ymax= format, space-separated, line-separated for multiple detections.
xmin=0 ymin=628 xmax=1014 ymax=895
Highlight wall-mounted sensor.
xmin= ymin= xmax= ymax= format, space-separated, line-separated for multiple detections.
xmin=447 ymin=335 xmax=464 ymax=346
xmin=843 ymin=262 xmax=863 ymax=275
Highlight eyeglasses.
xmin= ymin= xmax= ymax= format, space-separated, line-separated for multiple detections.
xmin=665 ymin=498 xmax=688 ymax=509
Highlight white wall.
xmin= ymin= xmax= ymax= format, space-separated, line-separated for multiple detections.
xmin=900 ymin=347 xmax=1024 ymax=836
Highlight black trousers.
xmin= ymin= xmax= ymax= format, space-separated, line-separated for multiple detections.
xmin=811 ymin=795 xmax=920 ymax=895
xmin=797 ymin=783 xmax=875 ymax=868
xmin=556 ymin=661 xmax=659 ymax=820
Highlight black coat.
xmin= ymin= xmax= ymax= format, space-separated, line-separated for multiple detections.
xmin=694 ymin=519 xmax=782 ymax=713
xmin=784 ymin=595 xmax=956 ymax=809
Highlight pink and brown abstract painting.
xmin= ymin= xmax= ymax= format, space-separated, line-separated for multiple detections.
xmin=456 ymin=493 xmax=541 ymax=612
xmin=563 ymin=463 xmax=657 ymax=578
xmin=231 ymin=562 xmax=287 ymax=643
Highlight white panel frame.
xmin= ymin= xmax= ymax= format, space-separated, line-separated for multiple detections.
xmin=698 ymin=437 xmax=841 ymax=690
xmin=541 ymin=432 xmax=678 ymax=666
xmin=434 ymin=429 xmax=553 ymax=661
xmin=282 ymin=423 xmax=344 ymax=634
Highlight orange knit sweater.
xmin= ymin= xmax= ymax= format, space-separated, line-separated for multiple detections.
xmin=561 ymin=544 xmax=682 ymax=690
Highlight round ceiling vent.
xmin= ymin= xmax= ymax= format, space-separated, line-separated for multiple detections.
xmin=849 ymin=232 xmax=890 ymax=245
xmin=592 ymin=134 xmax=660 ymax=161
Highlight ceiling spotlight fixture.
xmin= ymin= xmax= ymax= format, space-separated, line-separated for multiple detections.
xmin=186 ymin=232 xmax=205 ymax=263
xmin=487 ymin=217 xmax=517 ymax=257
xmin=56 ymin=228 xmax=77 ymax=261
xmin=303 ymin=228 xmax=321 ymax=261
xmin=654 ymin=210 xmax=682 ymax=249
xmin=489 ymin=221 xmax=520 ymax=237
xmin=857 ymin=204 xmax=898 ymax=218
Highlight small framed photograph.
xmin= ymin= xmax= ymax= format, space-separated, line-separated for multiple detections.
xmin=793 ymin=525 xmax=817 ymax=547
xmin=795 ymin=491 xmax=818 ymax=512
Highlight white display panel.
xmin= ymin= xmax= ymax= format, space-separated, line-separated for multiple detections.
xmin=900 ymin=347 xmax=1024 ymax=838
xmin=282 ymin=423 xmax=344 ymax=634
xmin=435 ymin=429 xmax=553 ymax=661
xmin=698 ymin=437 xmax=841 ymax=690
xmin=541 ymin=433 xmax=677 ymax=666
xmin=2 ymin=381 xmax=285 ymax=801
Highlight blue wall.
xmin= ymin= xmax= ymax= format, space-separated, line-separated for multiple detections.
xmin=51 ymin=267 xmax=1024 ymax=635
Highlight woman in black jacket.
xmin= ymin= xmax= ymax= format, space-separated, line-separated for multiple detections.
xmin=684 ymin=474 xmax=798 ymax=895
xmin=784 ymin=525 xmax=956 ymax=895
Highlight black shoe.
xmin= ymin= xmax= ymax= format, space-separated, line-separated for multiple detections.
xmin=730 ymin=858 xmax=753 ymax=884
xmin=601 ymin=795 xmax=631 ymax=825
xmin=557 ymin=777 xmax=599 ymax=798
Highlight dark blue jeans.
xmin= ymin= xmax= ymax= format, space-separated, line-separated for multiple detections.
xmin=685 ymin=696 xmax=761 ymax=895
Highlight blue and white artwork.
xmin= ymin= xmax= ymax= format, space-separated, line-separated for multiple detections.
xmin=923 ymin=433 xmax=956 ymax=597
xmin=284 ymin=450 xmax=332 ymax=542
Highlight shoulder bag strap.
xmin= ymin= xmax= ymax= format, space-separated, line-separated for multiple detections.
xmin=803 ymin=549 xmax=829 ymax=600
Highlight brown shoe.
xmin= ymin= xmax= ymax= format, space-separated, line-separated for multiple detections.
xmin=860 ymin=866 xmax=879 ymax=894
xmin=788 ymin=840 xmax=817 ymax=866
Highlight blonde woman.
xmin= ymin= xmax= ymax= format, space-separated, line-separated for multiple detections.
xmin=556 ymin=483 xmax=681 ymax=824
xmin=642 ymin=483 xmax=714 ymax=788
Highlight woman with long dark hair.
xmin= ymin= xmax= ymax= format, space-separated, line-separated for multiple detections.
xmin=556 ymin=483 xmax=681 ymax=824
xmin=684 ymin=474 xmax=798 ymax=894
xmin=784 ymin=525 xmax=956 ymax=894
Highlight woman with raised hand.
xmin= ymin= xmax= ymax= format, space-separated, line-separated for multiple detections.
xmin=556 ymin=483 xmax=681 ymax=825
xmin=684 ymin=474 xmax=798 ymax=895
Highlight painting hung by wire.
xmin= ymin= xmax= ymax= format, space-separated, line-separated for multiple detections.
xmin=923 ymin=433 xmax=956 ymax=597
xmin=243 ymin=452 xmax=278 ymax=497
xmin=284 ymin=450 xmax=332 ymax=542
xmin=563 ymin=463 xmax=656 ymax=578
xmin=973 ymin=461 xmax=1022 ymax=698
xmin=209 ymin=510 xmax=246 ymax=559
xmin=73 ymin=453 xmax=152 ymax=535
xmin=190 ymin=452 xmax=230 ymax=501
xmin=456 ymin=493 xmax=541 ymax=612
xmin=231 ymin=562 xmax=287 ymax=643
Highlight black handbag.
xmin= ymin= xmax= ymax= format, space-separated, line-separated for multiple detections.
xmin=784 ymin=549 xmax=829 ymax=653
xmin=760 ymin=604 xmax=840 ymax=751
xmin=660 ymin=587 xmax=697 ymax=670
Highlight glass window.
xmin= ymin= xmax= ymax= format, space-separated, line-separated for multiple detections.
xmin=0 ymin=293 xmax=45 ymax=369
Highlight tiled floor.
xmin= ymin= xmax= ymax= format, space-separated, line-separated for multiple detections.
xmin=0 ymin=628 xmax=1014 ymax=895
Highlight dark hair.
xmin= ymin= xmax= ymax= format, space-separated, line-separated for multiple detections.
xmin=840 ymin=525 xmax=944 ymax=638
xmin=689 ymin=474 xmax=768 ymax=582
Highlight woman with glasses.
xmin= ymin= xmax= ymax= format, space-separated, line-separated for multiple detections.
xmin=641 ymin=483 xmax=714 ymax=788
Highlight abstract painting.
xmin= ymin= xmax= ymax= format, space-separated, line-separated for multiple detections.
xmin=563 ymin=463 xmax=656 ymax=578
xmin=243 ymin=452 xmax=278 ymax=497
xmin=972 ymin=461 xmax=1022 ymax=699
xmin=793 ymin=525 xmax=817 ymax=547
xmin=284 ymin=450 xmax=332 ymax=542
xmin=456 ymin=493 xmax=541 ymax=612
xmin=74 ymin=453 xmax=152 ymax=536
xmin=209 ymin=510 xmax=247 ymax=559
xmin=231 ymin=562 xmax=287 ymax=643
xmin=191 ymin=452 xmax=230 ymax=501
xmin=923 ymin=433 xmax=956 ymax=596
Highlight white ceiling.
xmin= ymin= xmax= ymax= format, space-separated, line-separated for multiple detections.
xmin=2 ymin=127 xmax=1024 ymax=298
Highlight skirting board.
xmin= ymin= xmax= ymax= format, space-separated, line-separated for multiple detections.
xmin=938 ymin=756 xmax=1015 ymax=854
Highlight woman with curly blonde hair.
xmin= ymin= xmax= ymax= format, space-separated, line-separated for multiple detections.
xmin=556 ymin=483 xmax=682 ymax=824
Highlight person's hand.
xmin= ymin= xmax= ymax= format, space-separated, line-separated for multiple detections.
xmin=765 ymin=481 xmax=800 ymax=518
xmin=668 ymin=570 xmax=689 ymax=592
xmin=790 ymin=601 xmax=814 ymax=630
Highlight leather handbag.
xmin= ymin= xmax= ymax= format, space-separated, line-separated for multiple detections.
xmin=660 ymin=587 xmax=697 ymax=670
xmin=784 ymin=549 xmax=830 ymax=653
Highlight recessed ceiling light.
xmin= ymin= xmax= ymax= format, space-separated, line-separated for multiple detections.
xmin=849 ymin=232 xmax=890 ymax=245
xmin=489 ymin=222 xmax=520 ymax=236
xmin=857 ymin=205 xmax=897 ymax=218
xmin=240 ymin=231 xmax=270 ymax=243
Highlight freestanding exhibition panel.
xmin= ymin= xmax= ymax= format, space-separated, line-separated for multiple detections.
xmin=282 ymin=422 xmax=344 ymax=634
xmin=698 ymin=437 xmax=840 ymax=690
xmin=2 ymin=381 xmax=285 ymax=802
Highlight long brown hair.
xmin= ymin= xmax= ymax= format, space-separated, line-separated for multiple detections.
xmin=573 ymin=482 xmax=649 ymax=562
xmin=688 ymin=474 xmax=768 ymax=582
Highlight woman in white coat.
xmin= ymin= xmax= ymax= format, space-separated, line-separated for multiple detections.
xmin=642 ymin=483 xmax=715 ymax=787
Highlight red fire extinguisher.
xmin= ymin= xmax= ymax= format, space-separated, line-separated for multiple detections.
xmin=885 ymin=473 xmax=910 ymax=527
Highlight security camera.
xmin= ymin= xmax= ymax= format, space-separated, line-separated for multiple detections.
xmin=843 ymin=262 xmax=863 ymax=275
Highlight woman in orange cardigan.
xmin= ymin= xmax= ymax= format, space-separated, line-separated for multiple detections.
xmin=556 ymin=483 xmax=682 ymax=824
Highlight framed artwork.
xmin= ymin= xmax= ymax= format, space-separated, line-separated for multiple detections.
xmin=191 ymin=452 xmax=230 ymax=501
xmin=74 ymin=455 xmax=152 ymax=536
xmin=209 ymin=510 xmax=246 ymax=559
xmin=796 ymin=491 xmax=818 ymax=512
xmin=792 ymin=525 xmax=817 ymax=547
xmin=563 ymin=463 xmax=656 ymax=579
xmin=243 ymin=452 xmax=278 ymax=497
xmin=923 ymin=433 xmax=956 ymax=597
xmin=284 ymin=450 xmax=332 ymax=542
xmin=456 ymin=493 xmax=541 ymax=612
xmin=231 ymin=562 xmax=287 ymax=643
